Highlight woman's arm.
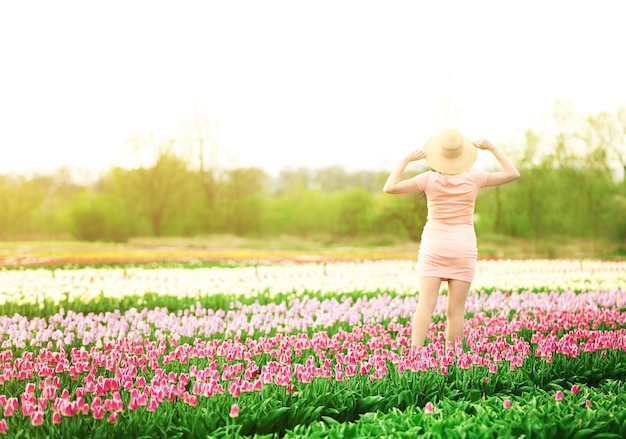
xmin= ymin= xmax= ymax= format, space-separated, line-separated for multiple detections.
xmin=383 ymin=149 xmax=426 ymax=194
xmin=474 ymin=140 xmax=520 ymax=187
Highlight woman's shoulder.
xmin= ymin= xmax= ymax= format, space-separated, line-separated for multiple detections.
xmin=412 ymin=170 xmax=435 ymax=191
xmin=467 ymin=169 xmax=490 ymax=187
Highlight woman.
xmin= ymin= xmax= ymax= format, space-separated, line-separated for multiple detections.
xmin=383 ymin=128 xmax=520 ymax=348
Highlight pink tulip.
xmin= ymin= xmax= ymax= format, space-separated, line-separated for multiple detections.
xmin=52 ymin=411 xmax=62 ymax=424
xmin=585 ymin=399 xmax=592 ymax=408
xmin=229 ymin=403 xmax=240 ymax=418
xmin=92 ymin=406 xmax=104 ymax=420
xmin=107 ymin=412 xmax=118 ymax=424
xmin=424 ymin=401 xmax=434 ymax=414
xmin=136 ymin=376 xmax=146 ymax=388
xmin=334 ymin=364 xmax=344 ymax=381
xmin=555 ymin=391 xmax=564 ymax=401
xmin=571 ymin=385 xmax=580 ymax=395
xmin=185 ymin=394 xmax=198 ymax=407
xmin=21 ymin=402 xmax=35 ymax=417
xmin=91 ymin=396 xmax=102 ymax=411
xmin=147 ymin=398 xmax=158 ymax=412
xmin=503 ymin=399 xmax=512 ymax=409
xmin=25 ymin=383 xmax=36 ymax=395
xmin=37 ymin=397 xmax=48 ymax=411
xmin=84 ymin=381 xmax=95 ymax=393
xmin=31 ymin=411 xmax=44 ymax=426
xmin=8 ymin=398 xmax=18 ymax=411
xmin=104 ymin=399 xmax=115 ymax=412
xmin=345 ymin=364 xmax=357 ymax=377
xmin=0 ymin=419 xmax=7 ymax=435
xmin=228 ymin=381 xmax=242 ymax=397
xmin=3 ymin=404 xmax=14 ymax=417
xmin=254 ymin=379 xmax=262 ymax=392
xmin=60 ymin=400 xmax=75 ymax=417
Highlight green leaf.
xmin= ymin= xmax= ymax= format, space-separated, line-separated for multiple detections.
xmin=342 ymin=423 xmax=359 ymax=439
xmin=307 ymin=405 xmax=325 ymax=422
xmin=547 ymin=379 xmax=566 ymax=391
xmin=573 ymin=429 xmax=602 ymax=439
xmin=467 ymin=388 xmax=482 ymax=402
xmin=264 ymin=406 xmax=290 ymax=424
xmin=446 ymin=389 xmax=464 ymax=401
xmin=322 ymin=415 xmax=341 ymax=426
xmin=585 ymin=434 xmax=623 ymax=439
xmin=397 ymin=389 xmax=415 ymax=408
xmin=356 ymin=395 xmax=384 ymax=414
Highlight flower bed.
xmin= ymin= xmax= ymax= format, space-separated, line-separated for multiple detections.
xmin=0 ymin=259 xmax=625 ymax=438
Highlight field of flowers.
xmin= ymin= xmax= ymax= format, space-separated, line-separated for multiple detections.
xmin=1 ymin=258 xmax=626 ymax=438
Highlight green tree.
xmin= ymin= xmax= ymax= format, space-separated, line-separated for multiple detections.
xmin=182 ymin=110 xmax=224 ymax=231
xmin=335 ymin=188 xmax=375 ymax=237
xmin=132 ymin=152 xmax=196 ymax=236
xmin=29 ymin=168 xmax=85 ymax=236
xmin=313 ymin=166 xmax=349 ymax=191
xmin=262 ymin=189 xmax=337 ymax=237
xmin=375 ymin=192 xmax=427 ymax=241
xmin=70 ymin=167 xmax=146 ymax=242
xmin=583 ymin=107 xmax=626 ymax=184
xmin=221 ymin=168 xmax=268 ymax=235
xmin=0 ymin=174 xmax=45 ymax=238
xmin=274 ymin=168 xmax=312 ymax=195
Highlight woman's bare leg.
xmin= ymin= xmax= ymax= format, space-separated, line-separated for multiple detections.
xmin=445 ymin=279 xmax=472 ymax=346
xmin=412 ymin=277 xmax=442 ymax=347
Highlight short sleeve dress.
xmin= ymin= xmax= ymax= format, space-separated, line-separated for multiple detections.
xmin=412 ymin=169 xmax=489 ymax=283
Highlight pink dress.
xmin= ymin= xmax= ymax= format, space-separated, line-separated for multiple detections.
xmin=412 ymin=170 xmax=489 ymax=283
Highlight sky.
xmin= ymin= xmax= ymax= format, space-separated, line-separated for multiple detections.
xmin=1 ymin=1 xmax=625 ymax=179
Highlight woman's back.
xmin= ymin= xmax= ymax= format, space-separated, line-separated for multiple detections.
xmin=413 ymin=170 xmax=489 ymax=225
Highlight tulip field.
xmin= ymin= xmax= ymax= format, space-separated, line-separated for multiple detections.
xmin=1 ymin=257 xmax=626 ymax=438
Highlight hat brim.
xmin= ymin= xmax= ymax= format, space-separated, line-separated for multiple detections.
xmin=423 ymin=135 xmax=478 ymax=174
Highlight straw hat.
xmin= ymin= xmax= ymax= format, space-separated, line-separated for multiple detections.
xmin=423 ymin=128 xmax=477 ymax=174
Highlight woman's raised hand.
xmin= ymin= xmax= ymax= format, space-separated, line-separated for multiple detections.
xmin=404 ymin=149 xmax=426 ymax=162
xmin=473 ymin=139 xmax=494 ymax=150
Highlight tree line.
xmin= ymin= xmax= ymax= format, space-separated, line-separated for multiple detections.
xmin=1 ymin=103 xmax=625 ymax=247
